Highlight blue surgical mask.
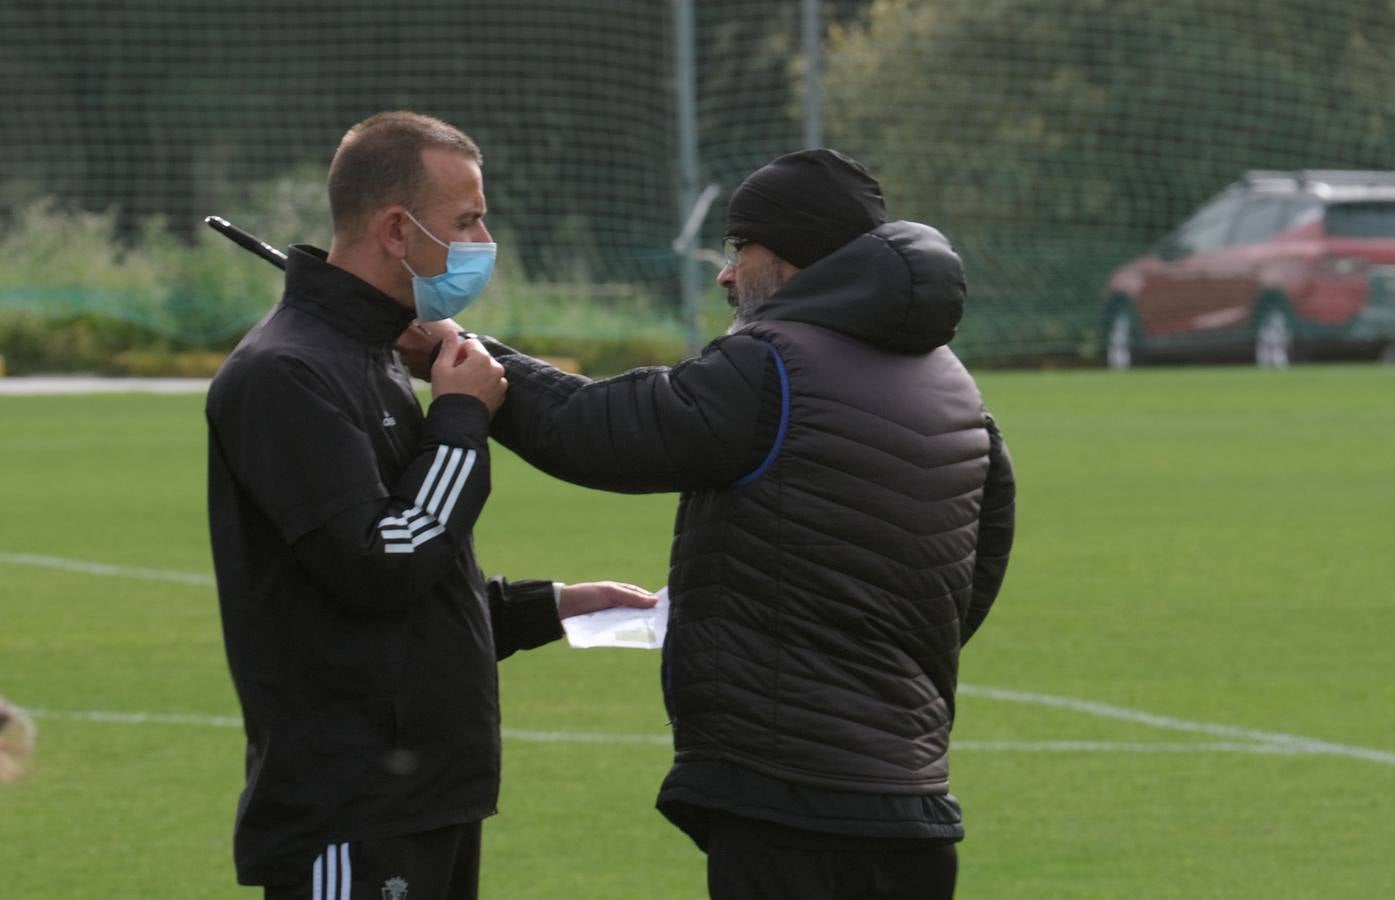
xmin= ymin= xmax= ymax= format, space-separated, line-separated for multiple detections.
xmin=401 ymin=209 xmax=497 ymax=322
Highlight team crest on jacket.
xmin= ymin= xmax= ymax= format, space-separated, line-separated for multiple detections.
xmin=381 ymin=876 xmax=408 ymax=899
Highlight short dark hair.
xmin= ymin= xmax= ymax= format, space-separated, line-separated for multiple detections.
xmin=328 ymin=111 xmax=482 ymax=240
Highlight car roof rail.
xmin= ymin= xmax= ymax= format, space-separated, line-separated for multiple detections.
xmin=1243 ymin=169 xmax=1298 ymax=184
xmin=1242 ymin=170 xmax=1302 ymax=190
xmin=1303 ymin=170 xmax=1395 ymax=190
xmin=1241 ymin=169 xmax=1395 ymax=200
xmin=1243 ymin=169 xmax=1395 ymax=188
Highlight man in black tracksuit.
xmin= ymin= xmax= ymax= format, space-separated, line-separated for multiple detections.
xmin=479 ymin=149 xmax=1016 ymax=899
xmin=206 ymin=111 xmax=653 ymax=900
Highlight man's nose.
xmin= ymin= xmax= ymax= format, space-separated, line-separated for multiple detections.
xmin=716 ymin=264 xmax=735 ymax=287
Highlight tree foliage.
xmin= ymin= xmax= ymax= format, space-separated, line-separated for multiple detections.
xmin=0 ymin=1 xmax=864 ymax=285
xmin=825 ymin=0 xmax=1395 ymax=246
xmin=819 ymin=0 xmax=1395 ymax=355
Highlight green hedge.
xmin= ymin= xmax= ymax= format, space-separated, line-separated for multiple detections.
xmin=0 ymin=196 xmax=728 ymax=377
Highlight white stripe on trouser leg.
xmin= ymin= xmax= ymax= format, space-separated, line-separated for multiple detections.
xmin=339 ymin=842 xmax=352 ymax=900
xmin=313 ymin=851 xmax=324 ymax=900
xmin=326 ymin=843 xmax=337 ymax=900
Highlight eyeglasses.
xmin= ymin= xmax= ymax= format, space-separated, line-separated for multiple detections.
xmin=721 ymin=236 xmax=751 ymax=267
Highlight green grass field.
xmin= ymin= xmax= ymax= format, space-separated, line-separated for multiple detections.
xmin=2 ymin=365 xmax=1393 ymax=898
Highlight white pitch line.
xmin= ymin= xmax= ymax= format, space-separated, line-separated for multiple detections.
xmin=502 ymin=727 xmax=670 ymax=746
xmin=0 ymin=552 xmax=214 ymax=587
xmin=960 ymin=684 xmax=1395 ymax=766
xmin=18 ymin=708 xmax=1386 ymax=761
xmin=29 ymin=708 xmax=243 ymax=728
xmin=953 ymin=740 xmax=1304 ymax=755
xmin=0 ymin=376 xmax=210 ymax=395
xmin=27 ymin=708 xmax=668 ymax=745
xmin=9 ymin=553 xmax=1392 ymax=766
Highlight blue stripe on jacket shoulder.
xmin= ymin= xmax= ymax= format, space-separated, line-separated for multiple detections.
xmin=733 ymin=340 xmax=790 ymax=487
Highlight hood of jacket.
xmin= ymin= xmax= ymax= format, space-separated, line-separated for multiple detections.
xmin=749 ymin=220 xmax=966 ymax=353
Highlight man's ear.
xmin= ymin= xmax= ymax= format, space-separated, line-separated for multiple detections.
xmin=375 ymin=206 xmax=411 ymax=261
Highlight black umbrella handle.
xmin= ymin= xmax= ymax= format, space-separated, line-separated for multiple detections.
xmin=203 ymin=215 xmax=288 ymax=270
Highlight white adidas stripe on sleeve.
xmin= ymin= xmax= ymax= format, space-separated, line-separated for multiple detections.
xmin=379 ymin=448 xmax=478 ymax=554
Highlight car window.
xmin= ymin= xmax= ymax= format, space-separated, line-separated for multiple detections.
xmin=1171 ymin=193 xmax=1244 ymax=256
xmin=1281 ymin=197 xmax=1323 ymax=232
xmin=1324 ymin=202 xmax=1395 ymax=238
xmin=1229 ymin=196 xmax=1287 ymax=245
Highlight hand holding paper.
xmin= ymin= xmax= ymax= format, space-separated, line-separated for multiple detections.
xmin=563 ymin=586 xmax=670 ymax=649
xmin=557 ymin=581 xmax=657 ymax=618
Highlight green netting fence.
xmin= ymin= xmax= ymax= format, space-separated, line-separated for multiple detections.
xmin=4 ymin=0 xmax=1394 ymax=371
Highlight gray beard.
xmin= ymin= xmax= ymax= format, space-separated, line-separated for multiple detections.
xmin=726 ymin=259 xmax=787 ymax=333
xmin=726 ymin=293 xmax=763 ymax=333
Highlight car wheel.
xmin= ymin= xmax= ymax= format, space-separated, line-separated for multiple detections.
xmin=1103 ymin=301 xmax=1140 ymax=370
xmin=1253 ymin=303 xmax=1294 ymax=369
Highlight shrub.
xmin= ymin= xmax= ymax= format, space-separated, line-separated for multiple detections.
xmin=0 ymin=188 xmax=720 ymax=376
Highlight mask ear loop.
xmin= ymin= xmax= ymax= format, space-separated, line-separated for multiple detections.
xmin=400 ymin=208 xmax=443 ymax=280
xmin=402 ymin=208 xmax=449 ymax=249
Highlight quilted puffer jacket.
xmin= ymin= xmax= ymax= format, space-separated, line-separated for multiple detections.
xmin=486 ymin=220 xmax=1015 ymax=796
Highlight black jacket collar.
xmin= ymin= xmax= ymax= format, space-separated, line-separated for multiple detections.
xmin=750 ymin=221 xmax=966 ymax=354
xmin=282 ymin=244 xmax=415 ymax=344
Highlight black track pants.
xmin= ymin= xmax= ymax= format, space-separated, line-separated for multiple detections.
xmin=263 ymin=821 xmax=482 ymax=900
xmin=706 ymin=811 xmax=958 ymax=900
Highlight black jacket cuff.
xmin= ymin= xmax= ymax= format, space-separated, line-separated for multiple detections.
xmin=490 ymin=576 xmax=564 ymax=657
xmin=424 ymin=393 xmax=491 ymax=447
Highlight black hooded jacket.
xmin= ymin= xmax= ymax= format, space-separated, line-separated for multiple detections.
xmin=486 ymin=220 xmax=1015 ymax=842
xmin=206 ymin=246 xmax=563 ymax=885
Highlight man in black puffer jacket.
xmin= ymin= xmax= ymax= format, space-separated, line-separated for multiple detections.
xmin=482 ymin=149 xmax=1015 ymax=900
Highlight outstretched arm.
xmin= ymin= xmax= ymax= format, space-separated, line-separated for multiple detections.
xmin=489 ymin=578 xmax=658 ymax=659
xmin=482 ymin=335 xmax=782 ymax=494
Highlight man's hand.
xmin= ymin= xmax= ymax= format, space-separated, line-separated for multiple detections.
xmin=396 ymin=318 xmax=464 ymax=381
xmin=431 ymin=332 xmax=508 ymax=414
xmin=558 ymin=581 xmax=659 ymax=619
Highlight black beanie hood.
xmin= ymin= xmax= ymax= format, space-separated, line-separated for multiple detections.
xmin=725 ymin=148 xmax=887 ymax=268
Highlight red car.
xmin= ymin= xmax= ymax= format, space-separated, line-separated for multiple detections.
xmin=1102 ymin=170 xmax=1395 ymax=368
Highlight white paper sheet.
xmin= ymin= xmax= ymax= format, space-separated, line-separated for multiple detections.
xmin=563 ymin=586 xmax=669 ymax=649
